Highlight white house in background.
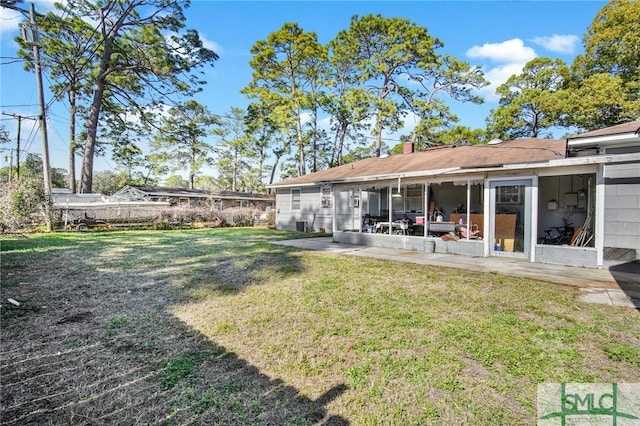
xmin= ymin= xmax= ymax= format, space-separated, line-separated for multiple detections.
xmin=51 ymin=186 xmax=276 ymax=228
xmin=268 ymin=121 xmax=640 ymax=269
xmin=110 ymin=186 xmax=275 ymax=210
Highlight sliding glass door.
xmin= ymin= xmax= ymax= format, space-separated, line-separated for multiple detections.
xmin=489 ymin=179 xmax=532 ymax=259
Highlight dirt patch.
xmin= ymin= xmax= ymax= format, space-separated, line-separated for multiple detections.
xmin=0 ymin=233 xmax=348 ymax=425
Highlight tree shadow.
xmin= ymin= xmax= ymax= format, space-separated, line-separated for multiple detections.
xmin=0 ymin=231 xmax=350 ymax=425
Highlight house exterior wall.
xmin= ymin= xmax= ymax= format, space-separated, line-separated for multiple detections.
xmin=271 ymin=134 xmax=639 ymax=268
xmin=335 ymin=186 xmax=362 ymax=232
xmin=213 ymin=199 xmax=271 ymax=210
xmin=334 ymin=232 xmax=484 ymax=256
xmin=275 ymin=187 xmax=332 ymax=232
xmin=603 ymin=162 xmax=640 ymax=253
xmin=535 ymin=245 xmax=598 ymax=268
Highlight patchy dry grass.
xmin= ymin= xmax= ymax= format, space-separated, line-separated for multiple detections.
xmin=1 ymin=228 xmax=639 ymax=425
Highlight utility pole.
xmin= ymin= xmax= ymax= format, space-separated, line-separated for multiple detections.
xmin=15 ymin=116 xmax=20 ymax=178
xmin=21 ymin=3 xmax=53 ymax=231
xmin=7 ymin=148 xmax=13 ymax=182
xmin=1 ymin=112 xmax=36 ymax=179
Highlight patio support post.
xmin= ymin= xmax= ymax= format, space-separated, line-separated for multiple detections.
xmin=596 ymin=165 xmax=605 ymax=267
xmin=424 ymin=183 xmax=430 ymax=237
xmin=483 ymin=180 xmax=491 ymax=257
xmin=531 ymin=176 xmax=539 ymax=263
xmin=465 ymin=180 xmax=471 ymax=240
xmin=388 ymin=183 xmax=393 ymax=235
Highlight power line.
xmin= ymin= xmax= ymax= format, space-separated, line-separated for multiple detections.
xmin=0 ymin=104 xmax=39 ymax=108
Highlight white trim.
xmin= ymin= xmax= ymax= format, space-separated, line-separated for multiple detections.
xmin=530 ymin=176 xmax=539 ymax=263
xmin=596 ymin=164 xmax=605 ymax=268
xmin=53 ymin=201 xmax=170 ymax=208
xmin=268 ymin=182 xmax=326 ymax=189
xmin=487 ymin=176 xmax=536 ymax=260
xmin=483 ymin=183 xmax=490 ymax=257
xmin=568 ymin=133 xmax=640 ymax=148
xmin=537 ymin=165 xmax=598 ymax=176
xmin=291 ymin=188 xmax=301 ymax=211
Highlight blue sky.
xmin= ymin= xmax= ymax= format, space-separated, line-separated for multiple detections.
xmin=0 ymin=0 xmax=607 ymax=177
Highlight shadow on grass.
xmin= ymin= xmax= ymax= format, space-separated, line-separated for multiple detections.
xmin=0 ymin=230 xmax=349 ymax=425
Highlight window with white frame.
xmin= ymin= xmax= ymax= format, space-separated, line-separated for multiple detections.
xmin=405 ymin=184 xmax=423 ymax=212
xmin=291 ymin=189 xmax=301 ymax=210
xmin=321 ymin=187 xmax=332 ymax=208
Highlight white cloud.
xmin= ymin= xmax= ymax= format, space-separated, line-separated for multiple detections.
xmin=479 ymin=62 xmax=529 ymax=101
xmin=466 ymin=38 xmax=536 ymax=64
xmin=0 ymin=8 xmax=23 ymax=36
xmin=1 ymin=1 xmax=68 ymax=39
xmin=531 ymin=34 xmax=579 ymax=54
xmin=200 ymin=34 xmax=222 ymax=55
xmin=466 ymin=38 xmax=538 ymax=102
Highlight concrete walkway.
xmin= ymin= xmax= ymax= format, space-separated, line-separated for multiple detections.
xmin=272 ymin=237 xmax=640 ymax=309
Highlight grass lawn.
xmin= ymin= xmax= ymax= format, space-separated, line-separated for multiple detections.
xmin=1 ymin=228 xmax=638 ymax=425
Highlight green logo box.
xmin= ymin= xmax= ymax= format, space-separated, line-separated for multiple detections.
xmin=537 ymin=383 xmax=640 ymax=425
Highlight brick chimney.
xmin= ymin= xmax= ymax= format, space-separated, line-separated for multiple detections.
xmin=403 ymin=142 xmax=415 ymax=154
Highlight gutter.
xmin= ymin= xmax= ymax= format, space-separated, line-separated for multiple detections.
xmin=266 ymin=168 xmax=463 ymax=188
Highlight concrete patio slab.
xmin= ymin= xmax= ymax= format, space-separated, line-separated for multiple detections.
xmin=273 ymin=237 xmax=640 ymax=309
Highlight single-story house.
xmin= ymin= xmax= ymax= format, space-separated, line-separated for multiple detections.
xmin=268 ymin=121 xmax=640 ymax=269
xmin=110 ymin=186 xmax=275 ymax=210
xmin=51 ymin=188 xmax=171 ymax=227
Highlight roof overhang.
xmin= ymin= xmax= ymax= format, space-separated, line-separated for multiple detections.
xmin=53 ymin=201 xmax=171 ymax=208
xmin=211 ymin=195 xmax=274 ymax=201
xmin=268 ymin=152 xmax=640 ymax=189
xmin=568 ymin=132 xmax=640 ymax=148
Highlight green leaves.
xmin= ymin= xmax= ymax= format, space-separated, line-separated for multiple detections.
xmin=153 ymin=101 xmax=220 ymax=189
xmin=487 ymin=58 xmax=570 ymax=140
xmin=329 ymin=14 xmax=488 ymax=156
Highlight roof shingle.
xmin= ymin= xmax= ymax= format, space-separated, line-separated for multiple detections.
xmin=271 ymin=138 xmax=567 ymax=187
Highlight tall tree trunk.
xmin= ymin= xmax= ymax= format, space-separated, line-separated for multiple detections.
xmin=80 ymin=36 xmax=113 ymax=193
xmin=68 ymin=87 xmax=76 ymax=192
xmin=232 ymin=146 xmax=238 ymax=192
xmin=295 ymin=109 xmax=306 ymax=176
xmin=373 ymin=117 xmax=383 ymax=158
xmin=190 ymin=147 xmax=196 ymax=189
xmin=337 ymin=123 xmax=347 ymax=166
xmin=269 ymin=151 xmax=283 ymax=185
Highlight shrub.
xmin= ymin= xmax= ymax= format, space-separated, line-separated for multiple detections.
xmin=266 ymin=209 xmax=276 ymax=228
xmin=155 ymin=206 xmax=258 ymax=229
xmin=0 ymin=180 xmax=46 ymax=232
xmin=219 ymin=207 xmax=259 ymax=227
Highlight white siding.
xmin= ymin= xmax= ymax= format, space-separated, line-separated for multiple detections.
xmin=275 ymin=186 xmax=333 ymax=232
xmin=603 ymin=163 xmax=640 ymax=251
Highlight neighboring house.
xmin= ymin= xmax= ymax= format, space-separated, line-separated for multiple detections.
xmin=51 ymin=186 xmax=276 ymax=228
xmin=109 ymin=186 xmax=214 ymax=206
xmin=268 ymin=122 xmax=640 ymax=269
xmin=51 ymin=188 xmax=170 ymax=226
xmin=210 ymin=191 xmax=276 ymax=211
xmin=110 ymin=186 xmax=275 ymax=210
